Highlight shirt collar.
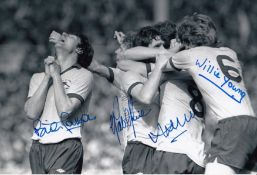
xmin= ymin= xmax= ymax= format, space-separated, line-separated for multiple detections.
xmin=61 ymin=63 xmax=81 ymax=75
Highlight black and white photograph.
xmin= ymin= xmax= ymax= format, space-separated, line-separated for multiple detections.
xmin=0 ymin=0 xmax=257 ymax=174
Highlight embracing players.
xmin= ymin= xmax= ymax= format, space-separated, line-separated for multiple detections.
xmin=127 ymin=13 xmax=256 ymax=174
xmin=117 ymin=24 xmax=206 ymax=174
xmin=118 ymin=13 xmax=257 ymax=174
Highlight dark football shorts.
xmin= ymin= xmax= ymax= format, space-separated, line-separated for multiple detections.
xmin=122 ymin=141 xmax=156 ymax=174
xmin=206 ymin=115 xmax=257 ymax=171
xmin=29 ymin=138 xmax=83 ymax=174
xmin=152 ymin=150 xmax=205 ymax=174
xmin=241 ymin=145 xmax=257 ymax=173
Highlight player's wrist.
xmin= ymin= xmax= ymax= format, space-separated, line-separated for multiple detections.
xmin=88 ymin=60 xmax=100 ymax=72
xmin=155 ymin=62 xmax=166 ymax=71
xmin=51 ymin=72 xmax=61 ymax=82
xmin=44 ymin=74 xmax=51 ymax=80
xmin=153 ymin=68 xmax=164 ymax=76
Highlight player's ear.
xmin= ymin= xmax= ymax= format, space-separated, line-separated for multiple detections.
xmin=76 ymin=48 xmax=83 ymax=55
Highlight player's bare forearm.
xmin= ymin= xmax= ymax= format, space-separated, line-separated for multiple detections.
xmin=89 ymin=60 xmax=111 ymax=80
xmin=88 ymin=59 xmax=124 ymax=90
xmin=163 ymin=49 xmax=188 ymax=72
xmin=163 ymin=60 xmax=174 ymax=71
xmin=136 ymin=53 xmax=170 ymax=104
xmin=24 ymin=75 xmax=51 ymax=120
xmin=52 ymin=73 xmax=80 ymax=117
xmin=138 ymin=66 xmax=162 ymax=104
xmin=162 ymin=55 xmax=179 ymax=72
xmin=117 ymin=46 xmax=162 ymax=61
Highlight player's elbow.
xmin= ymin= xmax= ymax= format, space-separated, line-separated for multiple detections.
xmin=117 ymin=60 xmax=128 ymax=71
xmin=56 ymin=105 xmax=73 ymax=120
xmin=24 ymin=110 xmax=37 ymax=120
xmin=116 ymin=51 xmax=126 ymax=61
xmin=138 ymin=93 xmax=153 ymax=105
xmin=24 ymin=101 xmax=39 ymax=120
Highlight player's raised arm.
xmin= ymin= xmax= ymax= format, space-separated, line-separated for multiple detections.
xmin=116 ymin=37 xmax=182 ymax=61
xmin=123 ymin=53 xmax=169 ymax=105
xmin=49 ymin=32 xmax=94 ymax=119
xmin=137 ymin=53 xmax=169 ymax=104
xmin=48 ymin=60 xmax=92 ymax=118
xmin=116 ymin=46 xmax=166 ymax=61
xmin=24 ymin=75 xmax=51 ymax=120
xmin=88 ymin=59 xmax=115 ymax=83
xmin=24 ymin=58 xmax=53 ymax=120
xmin=117 ymin=60 xmax=155 ymax=78
xmin=162 ymin=39 xmax=188 ymax=72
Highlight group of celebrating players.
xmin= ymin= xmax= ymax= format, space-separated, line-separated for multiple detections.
xmin=89 ymin=13 xmax=257 ymax=174
xmin=25 ymin=13 xmax=256 ymax=174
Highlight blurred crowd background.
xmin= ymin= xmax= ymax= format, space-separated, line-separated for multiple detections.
xmin=0 ymin=0 xmax=256 ymax=173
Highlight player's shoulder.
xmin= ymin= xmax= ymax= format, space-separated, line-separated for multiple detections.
xmin=79 ymin=67 xmax=93 ymax=76
xmin=218 ymin=47 xmax=237 ymax=57
xmin=122 ymin=70 xmax=145 ymax=82
xmin=189 ymin=46 xmax=238 ymax=59
xmin=173 ymin=46 xmax=210 ymax=58
xmin=76 ymin=67 xmax=93 ymax=82
xmin=218 ymin=46 xmax=236 ymax=52
xmin=174 ymin=48 xmax=190 ymax=57
xmin=31 ymin=72 xmax=45 ymax=81
xmin=189 ymin=46 xmax=215 ymax=53
xmin=109 ymin=67 xmax=122 ymax=76
xmin=120 ymin=71 xmax=145 ymax=93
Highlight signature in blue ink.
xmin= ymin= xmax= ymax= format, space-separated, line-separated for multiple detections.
xmin=109 ymin=96 xmax=151 ymax=144
xmin=196 ymin=58 xmax=221 ymax=79
xmin=148 ymin=111 xmax=194 ymax=143
xmin=196 ymin=58 xmax=246 ymax=103
xmin=33 ymin=113 xmax=96 ymax=138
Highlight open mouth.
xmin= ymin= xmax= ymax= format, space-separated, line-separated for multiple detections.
xmin=56 ymin=37 xmax=65 ymax=44
xmin=154 ymin=43 xmax=163 ymax=48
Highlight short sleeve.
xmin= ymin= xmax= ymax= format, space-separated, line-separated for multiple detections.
xmin=121 ymin=71 xmax=145 ymax=94
xmin=27 ymin=73 xmax=45 ymax=98
xmin=109 ymin=67 xmax=123 ymax=90
xmin=170 ymin=49 xmax=195 ymax=70
xmin=66 ymin=71 xmax=93 ymax=104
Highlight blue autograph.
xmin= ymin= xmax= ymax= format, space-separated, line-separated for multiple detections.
xmin=109 ymin=96 xmax=151 ymax=144
xmin=33 ymin=113 xmax=96 ymax=138
xmin=148 ymin=111 xmax=194 ymax=143
xmin=196 ymin=58 xmax=246 ymax=103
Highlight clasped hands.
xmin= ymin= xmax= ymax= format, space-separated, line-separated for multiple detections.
xmin=44 ymin=31 xmax=62 ymax=79
xmin=44 ymin=56 xmax=61 ymax=78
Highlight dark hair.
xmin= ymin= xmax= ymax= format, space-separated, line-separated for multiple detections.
xmin=76 ymin=34 xmax=94 ymax=68
xmin=122 ymin=31 xmax=137 ymax=49
xmin=153 ymin=21 xmax=177 ymax=49
xmin=134 ymin=26 xmax=161 ymax=47
xmin=177 ymin=13 xmax=218 ymax=47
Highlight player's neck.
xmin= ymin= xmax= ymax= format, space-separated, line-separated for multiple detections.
xmin=56 ymin=52 xmax=77 ymax=72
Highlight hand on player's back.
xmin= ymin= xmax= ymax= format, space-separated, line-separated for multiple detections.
xmin=155 ymin=53 xmax=170 ymax=71
xmin=114 ymin=31 xmax=126 ymax=46
xmin=169 ymin=39 xmax=183 ymax=53
xmin=87 ymin=58 xmax=101 ymax=72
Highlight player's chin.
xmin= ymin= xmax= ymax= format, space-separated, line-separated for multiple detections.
xmin=55 ymin=42 xmax=64 ymax=48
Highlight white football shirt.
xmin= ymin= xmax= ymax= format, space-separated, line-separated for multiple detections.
xmin=171 ymin=46 xmax=255 ymax=121
xmin=28 ymin=65 xmax=93 ymax=144
xmin=156 ymin=78 xmax=206 ymax=167
xmin=110 ymin=68 xmax=159 ymax=148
